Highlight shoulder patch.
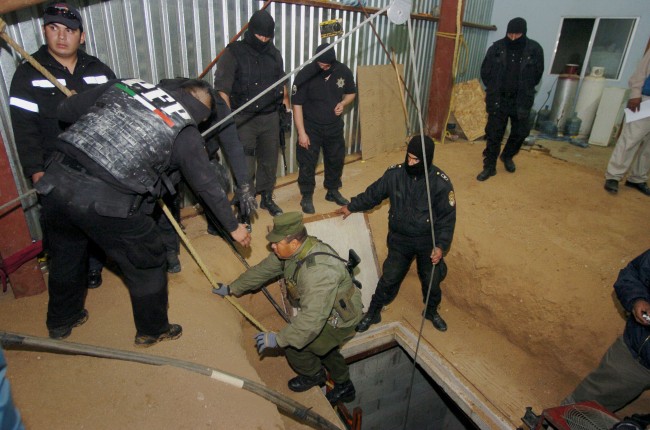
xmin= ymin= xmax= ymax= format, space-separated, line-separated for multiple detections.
xmin=448 ymin=190 xmax=455 ymax=207
xmin=291 ymin=84 xmax=297 ymax=96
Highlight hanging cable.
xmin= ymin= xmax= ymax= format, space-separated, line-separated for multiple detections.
xmin=401 ymin=0 xmax=462 ymax=426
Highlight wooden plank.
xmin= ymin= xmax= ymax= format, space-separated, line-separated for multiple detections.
xmin=357 ymin=64 xmax=408 ymax=160
xmin=303 ymin=212 xmax=380 ymax=310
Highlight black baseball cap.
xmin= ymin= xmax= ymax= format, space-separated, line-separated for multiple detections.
xmin=43 ymin=2 xmax=83 ymax=31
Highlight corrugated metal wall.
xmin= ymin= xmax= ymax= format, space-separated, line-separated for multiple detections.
xmin=0 ymin=0 xmax=493 ymax=235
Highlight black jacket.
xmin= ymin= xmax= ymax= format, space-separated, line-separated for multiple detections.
xmin=347 ymin=163 xmax=456 ymax=251
xmin=480 ymin=37 xmax=544 ymax=115
xmin=9 ymin=45 xmax=116 ymax=178
xmin=615 ymin=250 xmax=650 ymax=369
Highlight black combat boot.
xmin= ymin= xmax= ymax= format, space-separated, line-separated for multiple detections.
xmin=287 ymin=368 xmax=326 ymax=392
xmin=424 ymin=307 xmax=447 ymax=332
xmin=300 ymin=194 xmax=315 ymax=214
xmin=355 ymin=302 xmax=382 ymax=333
xmin=325 ymin=189 xmax=349 ymax=206
xmin=260 ymin=191 xmax=283 ymax=216
xmin=326 ymin=380 xmax=356 ymax=404
xmin=476 ymin=166 xmax=496 ymax=181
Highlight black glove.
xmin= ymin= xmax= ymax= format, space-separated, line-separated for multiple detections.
xmin=235 ymin=183 xmax=257 ymax=218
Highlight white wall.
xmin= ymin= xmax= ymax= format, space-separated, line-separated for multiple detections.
xmin=485 ymin=0 xmax=650 ymax=111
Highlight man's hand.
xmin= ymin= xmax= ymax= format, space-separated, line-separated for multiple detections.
xmin=236 ymin=183 xmax=258 ymax=217
xmin=334 ymin=102 xmax=345 ymax=116
xmin=627 ymin=97 xmax=642 ymax=112
xmin=336 ymin=205 xmax=352 ymax=219
xmin=632 ymin=299 xmax=650 ymax=325
xmin=32 ymin=171 xmax=45 ymax=184
xmin=298 ymin=132 xmax=310 ymax=149
xmin=212 ymin=283 xmax=230 ymax=297
xmin=430 ymin=247 xmax=443 ymax=264
xmin=231 ymin=224 xmax=251 ymax=247
xmin=254 ymin=332 xmax=278 ymax=354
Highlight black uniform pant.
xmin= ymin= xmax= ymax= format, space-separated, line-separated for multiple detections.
xmin=483 ymin=94 xmax=532 ymax=168
xmin=371 ymin=232 xmax=447 ymax=310
xmin=235 ymin=111 xmax=280 ymax=195
xmin=41 ymin=162 xmax=170 ymax=336
xmin=297 ymin=119 xmax=345 ymax=196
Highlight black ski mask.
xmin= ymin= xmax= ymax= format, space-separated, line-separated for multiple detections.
xmin=405 ymin=135 xmax=434 ymax=177
xmin=245 ymin=10 xmax=275 ymax=52
xmin=315 ymin=43 xmax=337 ymax=78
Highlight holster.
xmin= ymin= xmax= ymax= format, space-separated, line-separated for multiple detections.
xmin=38 ymin=157 xmax=142 ymax=218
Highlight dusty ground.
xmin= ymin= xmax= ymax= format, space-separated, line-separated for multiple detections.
xmin=1 ymin=136 xmax=649 ymax=429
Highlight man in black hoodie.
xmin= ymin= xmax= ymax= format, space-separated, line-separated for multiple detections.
xmin=214 ymin=10 xmax=290 ymax=218
xmin=477 ymin=17 xmax=544 ymax=181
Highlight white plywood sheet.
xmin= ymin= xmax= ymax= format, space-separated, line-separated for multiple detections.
xmin=588 ymin=87 xmax=629 ymax=147
xmin=304 ymin=212 xmax=380 ymax=310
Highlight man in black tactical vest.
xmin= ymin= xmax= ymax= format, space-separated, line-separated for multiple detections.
xmin=214 ymin=9 xmax=290 ymax=219
xmin=35 ymin=78 xmax=252 ymax=347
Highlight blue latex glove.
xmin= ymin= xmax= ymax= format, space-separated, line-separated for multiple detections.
xmin=212 ymin=283 xmax=230 ymax=297
xmin=236 ymin=183 xmax=258 ymax=218
xmin=254 ymin=332 xmax=278 ymax=354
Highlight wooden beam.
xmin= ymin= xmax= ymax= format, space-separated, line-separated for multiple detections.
xmin=0 ymin=135 xmax=46 ymax=298
xmin=0 ymin=0 xmax=47 ymax=15
xmin=426 ymin=0 xmax=464 ymax=140
xmin=268 ymin=0 xmax=494 ymax=30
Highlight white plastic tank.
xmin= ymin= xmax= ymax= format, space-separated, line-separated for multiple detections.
xmin=574 ymin=66 xmax=606 ymax=138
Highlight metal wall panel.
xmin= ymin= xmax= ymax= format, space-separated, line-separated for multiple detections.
xmin=0 ymin=0 xmax=494 ymax=234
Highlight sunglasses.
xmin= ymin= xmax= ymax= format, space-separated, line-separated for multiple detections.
xmin=45 ymin=6 xmax=80 ymax=22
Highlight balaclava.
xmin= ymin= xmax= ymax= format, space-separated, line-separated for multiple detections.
xmin=405 ymin=135 xmax=434 ymax=177
xmin=315 ymin=43 xmax=337 ymax=77
xmin=506 ymin=17 xmax=527 ymax=49
xmin=244 ymin=10 xmax=275 ymax=52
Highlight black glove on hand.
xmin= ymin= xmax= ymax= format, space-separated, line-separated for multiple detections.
xmin=236 ymin=183 xmax=257 ymax=217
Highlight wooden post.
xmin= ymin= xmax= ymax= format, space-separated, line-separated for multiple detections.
xmin=427 ymin=0 xmax=464 ymax=140
xmin=0 ymin=135 xmax=47 ymax=298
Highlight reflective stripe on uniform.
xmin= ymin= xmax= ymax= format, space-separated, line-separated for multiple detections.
xmin=9 ymin=97 xmax=39 ymax=113
xmin=83 ymin=75 xmax=109 ymax=84
xmin=31 ymin=79 xmax=66 ymax=88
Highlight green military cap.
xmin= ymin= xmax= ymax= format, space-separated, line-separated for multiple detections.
xmin=266 ymin=212 xmax=304 ymax=242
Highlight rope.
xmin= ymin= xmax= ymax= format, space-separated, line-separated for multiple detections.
xmin=0 ymin=331 xmax=340 ymax=430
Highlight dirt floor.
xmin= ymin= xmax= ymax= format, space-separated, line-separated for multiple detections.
xmin=1 ymin=135 xmax=649 ymax=429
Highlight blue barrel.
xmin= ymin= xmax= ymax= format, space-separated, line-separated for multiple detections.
xmin=536 ymin=105 xmax=551 ymax=130
xmin=564 ymin=112 xmax=582 ymax=137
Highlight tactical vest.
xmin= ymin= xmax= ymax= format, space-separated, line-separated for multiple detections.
xmin=59 ymin=79 xmax=195 ymax=195
xmin=228 ymin=41 xmax=283 ymax=114
xmin=285 ymin=237 xmax=359 ymax=326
